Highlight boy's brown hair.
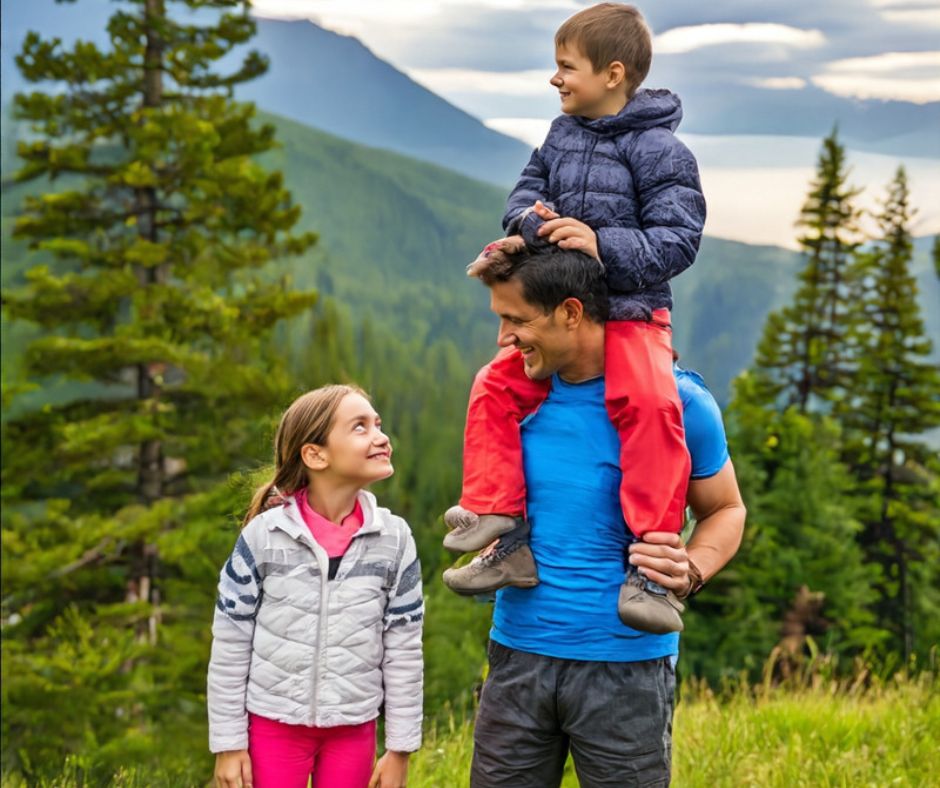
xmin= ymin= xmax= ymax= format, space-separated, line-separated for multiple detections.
xmin=555 ymin=3 xmax=652 ymax=96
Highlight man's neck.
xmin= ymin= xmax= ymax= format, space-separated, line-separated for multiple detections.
xmin=557 ymin=322 xmax=605 ymax=383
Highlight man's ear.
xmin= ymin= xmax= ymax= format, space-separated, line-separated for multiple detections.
xmin=606 ymin=61 xmax=626 ymax=90
xmin=560 ymin=297 xmax=585 ymax=328
xmin=300 ymin=443 xmax=329 ymax=471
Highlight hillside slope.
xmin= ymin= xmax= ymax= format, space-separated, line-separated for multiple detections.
xmin=0 ymin=2 xmax=533 ymax=187
xmin=4 ymin=110 xmax=937 ymax=405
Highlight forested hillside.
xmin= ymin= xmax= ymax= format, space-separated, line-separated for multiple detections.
xmin=11 ymin=108 xmax=935 ymax=409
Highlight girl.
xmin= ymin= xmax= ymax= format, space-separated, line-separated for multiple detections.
xmin=208 ymin=384 xmax=423 ymax=788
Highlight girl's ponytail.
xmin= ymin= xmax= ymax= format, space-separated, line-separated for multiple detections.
xmin=244 ymin=480 xmax=289 ymax=526
xmin=242 ymin=383 xmax=367 ymax=526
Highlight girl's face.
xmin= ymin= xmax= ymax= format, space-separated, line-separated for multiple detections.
xmin=316 ymin=392 xmax=393 ymax=486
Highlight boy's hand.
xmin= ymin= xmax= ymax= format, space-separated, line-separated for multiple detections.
xmin=215 ymin=750 xmax=253 ymax=788
xmin=467 ymin=235 xmax=525 ymax=277
xmin=368 ymin=750 xmax=410 ymax=788
xmin=532 ymin=200 xmax=559 ymax=221
xmin=536 ymin=216 xmax=599 ymax=259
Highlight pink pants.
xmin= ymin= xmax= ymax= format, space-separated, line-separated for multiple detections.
xmin=461 ymin=312 xmax=691 ymax=536
xmin=248 ymin=713 xmax=376 ymax=788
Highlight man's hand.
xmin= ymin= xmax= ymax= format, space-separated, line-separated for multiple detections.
xmin=215 ymin=750 xmax=253 ymax=788
xmin=467 ymin=235 xmax=526 ymax=278
xmin=368 ymin=750 xmax=410 ymax=788
xmin=536 ymin=213 xmax=599 ymax=259
xmin=628 ymin=532 xmax=690 ymax=595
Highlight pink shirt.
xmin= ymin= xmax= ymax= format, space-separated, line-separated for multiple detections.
xmin=295 ymin=489 xmax=364 ymax=558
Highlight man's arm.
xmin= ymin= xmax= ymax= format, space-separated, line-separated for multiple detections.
xmin=628 ymin=459 xmax=745 ymax=595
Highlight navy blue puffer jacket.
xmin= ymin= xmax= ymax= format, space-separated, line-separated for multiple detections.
xmin=503 ymin=89 xmax=705 ymax=321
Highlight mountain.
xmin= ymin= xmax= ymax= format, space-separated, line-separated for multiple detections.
xmin=5 ymin=106 xmax=938 ymax=408
xmin=673 ymin=85 xmax=940 ymax=159
xmin=0 ymin=1 xmax=532 ymax=187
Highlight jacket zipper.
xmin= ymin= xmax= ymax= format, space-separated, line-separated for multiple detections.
xmin=311 ymin=539 xmax=330 ymax=722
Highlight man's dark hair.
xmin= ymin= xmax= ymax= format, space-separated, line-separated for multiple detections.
xmin=477 ymin=246 xmax=609 ymax=323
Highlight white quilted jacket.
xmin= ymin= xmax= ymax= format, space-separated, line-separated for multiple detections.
xmin=207 ymin=490 xmax=424 ymax=753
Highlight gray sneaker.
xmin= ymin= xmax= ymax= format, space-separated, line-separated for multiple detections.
xmin=442 ymin=539 xmax=539 ymax=596
xmin=617 ymin=569 xmax=685 ymax=634
xmin=442 ymin=506 xmax=518 ymax=553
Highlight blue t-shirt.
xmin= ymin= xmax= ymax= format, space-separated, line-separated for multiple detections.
xmin=491 ymin=367 xmax=729 ymax=662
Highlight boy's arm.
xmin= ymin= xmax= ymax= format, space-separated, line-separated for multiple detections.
xmin=503 ymin=148 xmax=554 ymax=250
xmin=207 ymin=532 xmax=262 ymax=754
xmin=597 ymin=130 xmax=705 ymax=292
xmin=381 ymin=525 xmax=424 ymax=754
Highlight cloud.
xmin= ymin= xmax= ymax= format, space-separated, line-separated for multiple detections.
xmin=747 ymin=77 xmax=808 ymax=90
xmin=484 ymin=117 xmax=551 ymax=147
xmin=812 ymin=51 xmax=940 ymax=103
xmin=407 ymin=67 xmax=547 ymax=96
xmin=251 ymin=0 xmax=577 ymax=40
xmin=655 ymin=23 xmax=826 ymax=54
xmin=870 ymin=0 xmax=940 ymax=28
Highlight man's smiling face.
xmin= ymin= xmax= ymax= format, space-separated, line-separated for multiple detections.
xmin=489 ymin=277 xmax=575 ymax=381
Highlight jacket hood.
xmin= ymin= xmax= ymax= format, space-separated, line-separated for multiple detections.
xmin=576 ymin=88 xmax=683 ymax=135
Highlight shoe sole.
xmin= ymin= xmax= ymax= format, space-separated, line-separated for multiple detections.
xmin=442 ymin=518 xmax=519 ymax=553
xmin=442 ymin=571 xmax=539 ymax=596
xmin=617 ymin=593 xmax=684 ymax=634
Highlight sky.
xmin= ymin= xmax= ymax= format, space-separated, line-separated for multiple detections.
xmin=250 ymin=0 xmax=940 ymax=248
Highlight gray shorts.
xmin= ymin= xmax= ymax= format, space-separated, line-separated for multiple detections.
xmin=471 ymin=641 xmax=676 ymax=788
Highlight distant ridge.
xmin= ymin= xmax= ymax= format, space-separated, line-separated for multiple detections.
xmin=0 ymin=1 xmax=533 ymax=187
xmin=241 ymin=19 xmax=533 ymax=187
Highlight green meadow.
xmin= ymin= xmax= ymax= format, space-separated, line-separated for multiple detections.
xmin=5 ymin=669 xmax=934 ymax=787
xmin=411 ymin=671 xmax=940 ymax=788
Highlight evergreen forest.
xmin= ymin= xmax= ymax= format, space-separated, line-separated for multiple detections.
xmin=1 ymin=2 xmax=938 ymax=784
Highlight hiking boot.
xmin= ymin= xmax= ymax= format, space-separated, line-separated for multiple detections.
xmin=442 ymin=538 xmax=539 ymax=596
xmin=442 ymin=506 xmax=518 ymax=553
xmin=617 ymin=569 xmax=685 ymax=634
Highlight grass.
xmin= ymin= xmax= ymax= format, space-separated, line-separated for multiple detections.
xmin=410 ymin=671 xmax=940 ymax=788
xmin=3 ymin=671 xmax=937 ymax=787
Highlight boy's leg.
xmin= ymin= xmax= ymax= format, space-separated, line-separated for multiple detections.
xmin=444 ymin=346 xmax=550 ymax=566
xmin=604 ymin=313 xmax=690 ymax=537
xmin=604 ymin=313 xmax=690 ymax=634
xmin=460 ymin=346 xmax=551 ymax=517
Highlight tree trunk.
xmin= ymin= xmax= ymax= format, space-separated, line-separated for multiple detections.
xmin=129 ymin=0 xmax=167 ymax=647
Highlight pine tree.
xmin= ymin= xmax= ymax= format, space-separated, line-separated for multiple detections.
xmin=838 ymin=167 xmax=940 ymax=661
xmin=751 ymin=129 xmax=863 ymax=411
xmin=1 ymin=1 xmax=316 ymax=775
xmin=683 ymin=371 xmax=884 ymax=682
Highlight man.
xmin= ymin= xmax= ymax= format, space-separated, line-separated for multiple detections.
xmin=461 ymin=246 xmax=746 ymax=787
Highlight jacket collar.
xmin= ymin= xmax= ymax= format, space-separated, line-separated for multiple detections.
xmin=574 ymin=88 xmax=683 ymax=136
xmin=265 ymin=489 xmax=385 ymax=547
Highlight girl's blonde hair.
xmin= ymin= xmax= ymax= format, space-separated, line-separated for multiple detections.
xmin=244 ymin=384 xmax=368 ymax=524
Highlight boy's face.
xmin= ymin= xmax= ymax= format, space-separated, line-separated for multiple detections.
xmin=551 ymin=42 xmax=627 ymax=120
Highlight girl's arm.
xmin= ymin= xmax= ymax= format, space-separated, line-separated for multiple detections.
xmin=207 ymin=532 xmax=262 ymax=754
xmin=381 ymin=524 xmax=424 ymax=755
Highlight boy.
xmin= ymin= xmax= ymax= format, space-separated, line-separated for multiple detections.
xmin=442 ymin=3 xmax=705 ymax=635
